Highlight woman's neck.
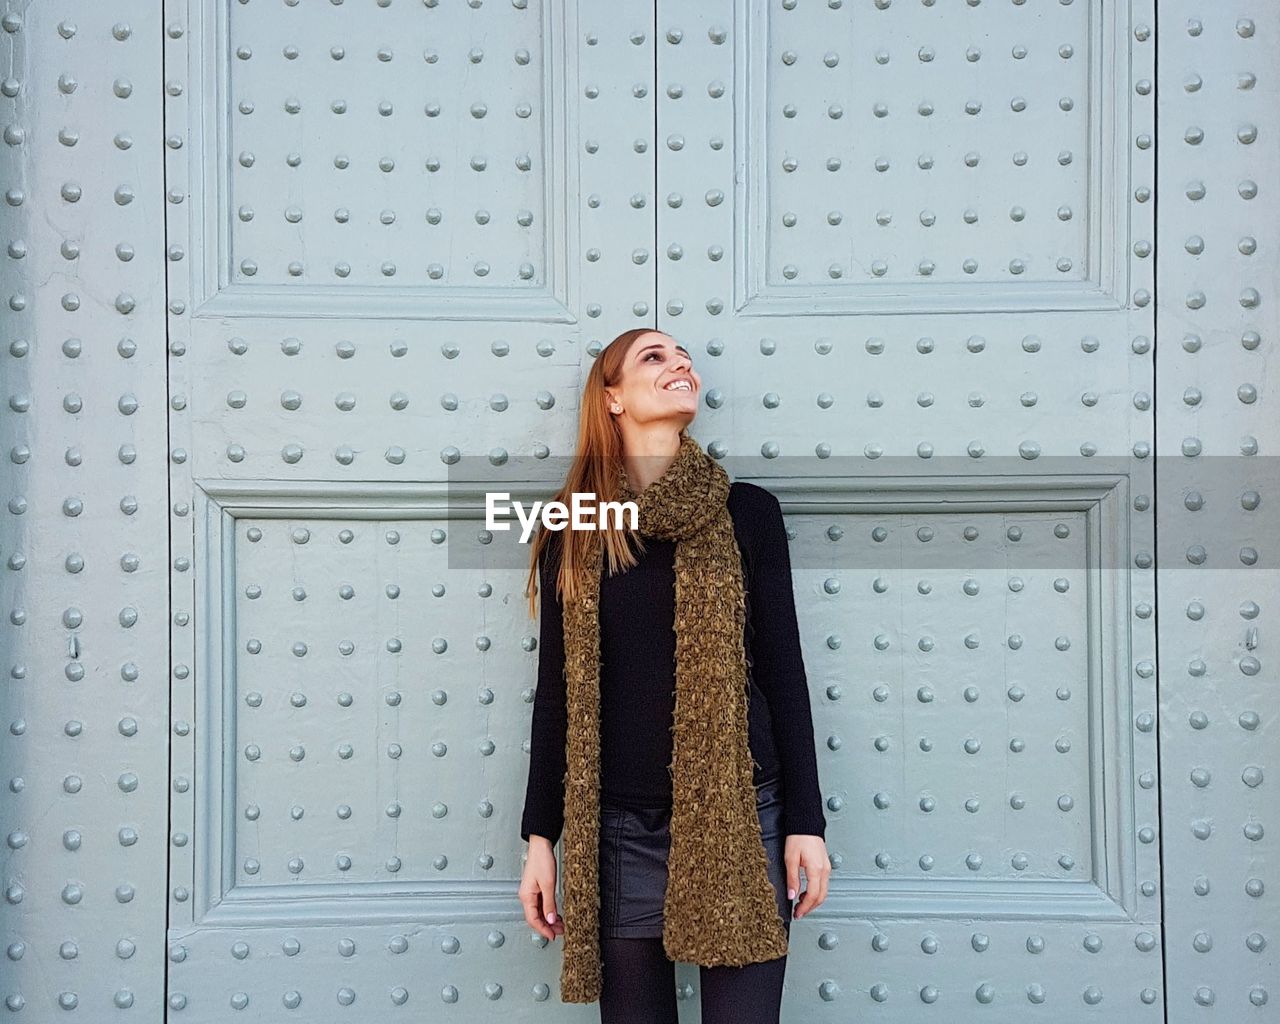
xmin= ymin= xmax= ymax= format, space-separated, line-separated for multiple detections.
xmin=620 ymin=429 xmax=682 ymax=492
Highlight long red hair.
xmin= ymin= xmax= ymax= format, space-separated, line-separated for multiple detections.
xmin=523 ymin=327 xmax=685 ymax=617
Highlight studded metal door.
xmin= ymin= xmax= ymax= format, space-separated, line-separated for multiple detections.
xmin=160 ymin=0 xmax=657 ymax=1018
xmin=4 ymin=0 xmax=1277 ymax=1021
xmin=654 ymin=0 xmax=1166 ymax=1018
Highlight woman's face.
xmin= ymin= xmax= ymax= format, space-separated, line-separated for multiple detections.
xmin=607 ymin=331 xmax=701 ymax=426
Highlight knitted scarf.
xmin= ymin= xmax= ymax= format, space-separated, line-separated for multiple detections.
xmin=555 ymin=430 xmax=790 ymax=1004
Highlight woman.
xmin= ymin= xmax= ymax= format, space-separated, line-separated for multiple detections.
xmin=517 ymin=328 xmax=830 ymax=1023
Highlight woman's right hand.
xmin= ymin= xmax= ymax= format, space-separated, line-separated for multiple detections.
xmin=519 ymin=836 xmax=565 ymax=941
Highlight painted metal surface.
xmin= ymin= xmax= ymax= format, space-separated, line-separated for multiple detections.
xmin=1154 ymin=6 xmax=1279 ymax=1021
xmin=161 ymin=0 xmax=653 ymax=1018
xmin=655 ymin=1 xmax=1164 ymax=1018
xmin=0 ymin=0 xmax=1274 ymax=1021
xmin=0 ymin=0 xmax=171 ymax=1018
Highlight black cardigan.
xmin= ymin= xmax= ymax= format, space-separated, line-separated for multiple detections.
xmin=520 ymin=480 xmax=826 ymax=844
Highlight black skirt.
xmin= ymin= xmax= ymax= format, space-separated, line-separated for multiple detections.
xmin=597 ymin=775 xmax=793 ymax=939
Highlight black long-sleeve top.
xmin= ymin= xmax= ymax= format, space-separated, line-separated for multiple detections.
xmin=520 ymin=480 xmax=826 ymax=844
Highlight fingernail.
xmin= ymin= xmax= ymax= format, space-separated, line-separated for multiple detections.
xmin=547 ymin=912 xmax=556 ymax=923
xmin=787 ymin=889 xmax=796 ymax=900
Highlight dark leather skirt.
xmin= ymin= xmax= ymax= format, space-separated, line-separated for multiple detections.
xmin=598 ymin=775 xmax=793 ymax=939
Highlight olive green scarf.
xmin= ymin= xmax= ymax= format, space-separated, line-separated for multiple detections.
xmin=555 ymin=431 xmax=790 ymax=1003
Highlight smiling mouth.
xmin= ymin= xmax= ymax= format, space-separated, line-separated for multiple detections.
xmin=663 ymin=380 xmax=694 ymax=392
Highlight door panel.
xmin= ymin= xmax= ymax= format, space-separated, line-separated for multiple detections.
xmin=164 ymin=0 xmax=653 ymax=1016
xmin=656 ymin=0 xmax=1162 ymax=1017
xmin=1155 ymin=5 xmax=1280 ymax=1024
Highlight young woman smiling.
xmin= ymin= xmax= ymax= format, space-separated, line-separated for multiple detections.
xmin=517 ymin=328 xmax=830 ymax=1024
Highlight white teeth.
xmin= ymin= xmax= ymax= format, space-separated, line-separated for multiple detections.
xmin=665 ymin=380 xmax=692 ymax=391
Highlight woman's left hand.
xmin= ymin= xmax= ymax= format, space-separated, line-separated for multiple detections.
xmin=783 ymin=835 xmax=830 ymax=919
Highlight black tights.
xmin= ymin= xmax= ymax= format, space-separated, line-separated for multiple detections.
xmin=598 ymin=927 xmax=790 ymax=1024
